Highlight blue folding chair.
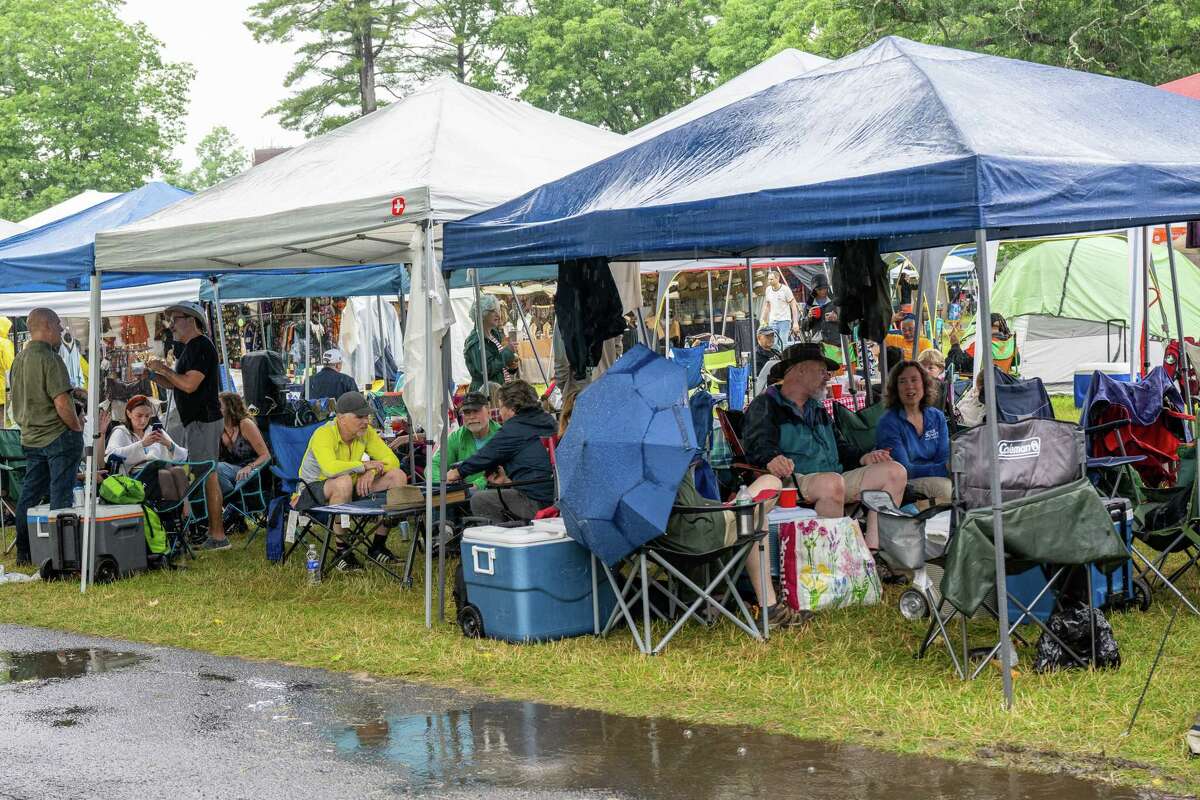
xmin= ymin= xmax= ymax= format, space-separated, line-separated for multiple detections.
xmin=267 ymin=420 xmax=326 ymax=563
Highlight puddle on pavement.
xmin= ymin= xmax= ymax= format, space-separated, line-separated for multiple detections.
xmin=324 ymin=697 xmax=1140 ymax=799
xmin=0 ymin=648 xmax=149 ymax=685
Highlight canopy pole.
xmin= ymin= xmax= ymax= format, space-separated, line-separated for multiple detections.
xmin=80 ymin=271 xmax=102 ymax=593
xmin=664 ymin=283 xmax=671 ymax=356
xmin=746 ymin=259 xmax=756 ymax=391
xmin=471 ymin=269 xmax=489 ymax=389
xmin=975 ymin=229 xmax=1014 ymax=709
xmin=210 ymin=277 xmax=232 ymax=392
xmin=1164 ymin=224 xmax=1193 ymax=409
xmin=437 ymin=304 xmax=452 ymax=622
xmin=719 ymin=270 xmax=733 ymax=338
xmin=423 ymin=221 xmax=436 ymax=629
xmin=1129 ymin=229 xmax=1143 ymax=381
xmin=911 ymin=257 xmax=924 ymax=360
xmin=840 ymin=335 xmax=855 ymax=397
xmin=304 ymin=297 xmax=312 ymax=400
xmin=707 ymin=271 xmax=715 ymax=339
xmin=510 ymin=284 xmax=549 ymax=386
xmin=1143 ymin=228 xmax=1152 ymax=377
xmin=634 ymin=307 xmax=650 ymax=346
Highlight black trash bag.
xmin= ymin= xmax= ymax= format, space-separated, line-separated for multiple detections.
xmin=1033 ymin=600 xmax=1121 ymax=673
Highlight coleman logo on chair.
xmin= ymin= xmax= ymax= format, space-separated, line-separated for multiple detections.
xmin=997 ymin=437 xmax=1041 ymax=460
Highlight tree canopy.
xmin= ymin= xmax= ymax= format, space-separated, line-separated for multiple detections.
xmin=166 ymin=126 xmax=250 ymax=193
xmin=0 ymin=0 xmax=193 ymax=222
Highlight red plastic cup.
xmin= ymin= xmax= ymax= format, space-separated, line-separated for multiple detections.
xmin=779 ymin=487 xmax=798 ymax=508
xmin=831 ymin=383 xmax=844 ymax=399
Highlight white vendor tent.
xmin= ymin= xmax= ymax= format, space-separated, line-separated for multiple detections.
xmin=95 ymin=78 xmax=628 ymax=273
xmin=20 ymin=190 xmax=119 ymax=229
xmin=0 ymin=281 xmax=203 ymax=317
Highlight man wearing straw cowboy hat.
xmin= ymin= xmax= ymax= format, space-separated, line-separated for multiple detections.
xmin=147 ymin=301 xmax=229 ymax=551
xmin=742 ymin=343 xmax=907 ymax=550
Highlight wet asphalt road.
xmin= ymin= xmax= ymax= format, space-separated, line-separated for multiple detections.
xmin=0 ymin=624 xmax=1149 ymax=800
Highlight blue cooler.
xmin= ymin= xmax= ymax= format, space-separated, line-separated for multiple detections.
xmin=767 ymin=507 xmax=818 ymax=578
xmin=461 ymin=519 xmax=615 ymax=643
xmin=1091 ymin=499 xmax=1136 ymax=609
xmin=1005 ymin=565 xmax=1057 ymax=624
xmin=1074 ymin=362 xmax=1131 ymax=407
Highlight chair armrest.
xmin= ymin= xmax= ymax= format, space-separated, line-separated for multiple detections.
xmin=1084 ymin=418 xmax=1130 ymax=436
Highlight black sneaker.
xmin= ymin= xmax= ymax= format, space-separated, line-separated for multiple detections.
xmin=199 ymin=537 xmax=232 ymax=552
xmin=332 ymin=549 xmax=364 ymax=572
xmin=368 ymin=544 xmax=399 ymax=564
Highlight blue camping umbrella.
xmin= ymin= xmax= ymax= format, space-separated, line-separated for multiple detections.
xmin=557 ymin=344 xmax=699 ymax=566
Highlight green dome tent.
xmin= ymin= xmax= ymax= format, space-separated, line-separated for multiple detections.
xmin=990 ymin=235 xmax=1200 ymax=390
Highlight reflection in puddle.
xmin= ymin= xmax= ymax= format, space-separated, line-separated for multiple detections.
xmin=0 ymin=648 xmax=149 ymax=684
xmin=325 ymin=699 xmax=1140 ymax=799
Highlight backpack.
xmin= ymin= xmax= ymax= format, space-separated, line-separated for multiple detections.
xmin=99 ymin=474 xmax=145 ymax=505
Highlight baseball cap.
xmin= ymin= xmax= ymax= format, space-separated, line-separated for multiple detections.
xmin=164 ymin=301 xmax=207 ymax=332
xmin=756 ymin=325 xmax=776 ymax=336
xmin=336 ymin=391 xmax=372 ymax=417
xmin=767 ymin=342 xmax=840 ymax=384
xmin=460 ymin=392 xmax=490 ymax=411
xmin=322 ymin=348 xmax=344 ymax=365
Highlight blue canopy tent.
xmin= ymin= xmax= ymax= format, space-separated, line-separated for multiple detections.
xmin=0 ymin=182 xmax=192 ymax=292
xmin=444 ymin=37 xmax=1200 ymax=705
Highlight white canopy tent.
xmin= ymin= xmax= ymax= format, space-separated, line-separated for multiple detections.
xmin=0 ymin=281 xmax=202 ymax=317
xmin=0 ymin=219 xmax=24 ymax=239
xmin=95 ymin=78 xmax=628 ymax=273
xmin=90 ymin=78 xmax=631 ymax=622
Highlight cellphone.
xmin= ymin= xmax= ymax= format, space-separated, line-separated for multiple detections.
xmin=150 ymin=422 xmax=164 ymax=432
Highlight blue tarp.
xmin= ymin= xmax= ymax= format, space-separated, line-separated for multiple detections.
xmin=197 ymin=263 xmax=555 ymax=299
xmin=444 ymin=37 xmax=1200 ymax=269
xmin=200 ymin=264 xmax=410 ymax=300
xmin=0 ymin=182 xmax=191 ymax=292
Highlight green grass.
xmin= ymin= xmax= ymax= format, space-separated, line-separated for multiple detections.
xmin=1 ymin=532 xmax=1198 ymax=795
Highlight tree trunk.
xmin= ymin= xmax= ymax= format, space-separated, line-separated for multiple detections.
xmin=457 ymin=40 xmax=466 ymax=82
xmin=357 ymin=8 xmax=378 ymax=115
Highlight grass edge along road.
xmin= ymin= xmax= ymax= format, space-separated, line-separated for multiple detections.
xmin=1 ymin=531 xmax=1198 ymax=797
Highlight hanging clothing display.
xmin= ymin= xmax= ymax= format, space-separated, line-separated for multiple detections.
xmin=555 ymin=258 xmax=627 ymax=381
xmin=834 ymin=240 xmax=891 ymax=345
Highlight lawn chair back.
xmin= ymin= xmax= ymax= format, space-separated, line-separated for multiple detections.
xmin=267 ymin=420 xmax=325 ymax=495
xmin=714 ymin=408 xmax=746 ymax=461
xmin=951 ymin=417 xmax=1086 ymax=510
xmin=993 ymin=368 xmax=1054 ymax=422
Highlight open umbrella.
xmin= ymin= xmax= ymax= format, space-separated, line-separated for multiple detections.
xmin=557 ymin=344 xmax=698 ymax=566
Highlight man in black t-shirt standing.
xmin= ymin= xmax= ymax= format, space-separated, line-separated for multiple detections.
xmin=148 ymin=301 xmax=229 ymax=550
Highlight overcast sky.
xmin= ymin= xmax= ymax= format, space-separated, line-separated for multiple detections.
xmin=119 ymin=0 xmax=305 ymax=169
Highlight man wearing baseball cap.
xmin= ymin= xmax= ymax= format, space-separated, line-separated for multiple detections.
xmin=295 ymin=390 xmax=407 ymax=569
xmin=430 ymin=392 xmax=500 ymax=490
xmin=305 ymin=348 xmax=358 ymax=401
xmin=742 ymin=343 xmax=907 ymax=550
xmin=147 ymin=301 xmax=229 ymax=551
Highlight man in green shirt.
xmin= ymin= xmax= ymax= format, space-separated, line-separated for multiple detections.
xmin=430 ymin=392 xmax=500 ymax=489
xmin=12 ymin=308 xmax=83 ymax=565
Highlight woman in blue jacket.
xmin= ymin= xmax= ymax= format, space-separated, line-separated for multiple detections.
xmin=876 ymin=360 xmax=952 ymax=505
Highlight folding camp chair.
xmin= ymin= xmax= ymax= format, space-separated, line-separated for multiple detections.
xmin=1082 ymin=368 xmax=1200 ymax=615
xmin=863 ymin=418 xmax=1127 ymax=678
xmin=599 ymin=486 xmax=775 ymax=655
xmin=224 ymin=459 xmax=274 ymax=548
xmin=266 ymin=420 xmax=326 ymax=562
xmin=0 ymin=429 xmax=26 ymax=554
xmin=133 ymin=460 xmax=217 ymax=561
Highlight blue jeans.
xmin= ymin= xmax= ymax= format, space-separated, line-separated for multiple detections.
xmin=15 ymin=428 xmax=83 ymax=563
xmin=216 ymin=461 xmax=243 ymax=496
xmin=770 ymin=319 xmax=792 ymax=348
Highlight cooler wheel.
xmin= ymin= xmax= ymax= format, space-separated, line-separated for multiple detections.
xmin=94 ymin=556 xmax=120 ymax=584
xmin=1131 ymin=576 xmax=1152 ymax=612
xmin=898 ymin=588 xmax=929 ymax=620
xmin=458 ymin=604 xmax=485 ymax=638
xmin=38 ymin=558 xmax=57 ymax=582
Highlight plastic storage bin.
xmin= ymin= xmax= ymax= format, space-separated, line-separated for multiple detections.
xmin=767 ymin=507 xmax=818 ymax=578
xmin=460 ymin=519 xmax=615 ymax=643
xmin=29 ymin=504 xmax=147 ymax=583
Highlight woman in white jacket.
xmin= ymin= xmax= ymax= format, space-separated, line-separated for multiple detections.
xmin=105 ymin=394 xmax=187 ymax=474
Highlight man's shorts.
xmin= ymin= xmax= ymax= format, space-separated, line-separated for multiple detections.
xmin=183 ymin=419 xmax=222 ymax=464
xmin=294 ymin=479 xmax=330 ymax=512
xmin=797 ymin=466 xmax=872 ymax=502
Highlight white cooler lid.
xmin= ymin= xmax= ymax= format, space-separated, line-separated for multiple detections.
xmin=768 ymin=507 xmax=818 ymax=523
xmin=1076 ymin=361 xmax=1130 ymax=374
xmin=926 ymin=511 xmax=952 ymax=541
xmin=462 ymin=525 xmax=567 ymax=546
